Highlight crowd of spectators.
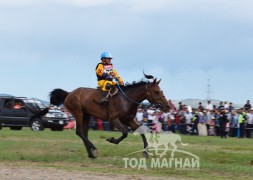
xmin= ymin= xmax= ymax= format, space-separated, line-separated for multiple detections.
xmin=62 ymin=99 xmax=253 ymax=139
xmin=134 ymin=100 xmax=253 ymax=138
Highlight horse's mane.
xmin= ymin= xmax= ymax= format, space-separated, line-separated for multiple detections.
xmin=121 ymin=79 xmax=150 ymax=90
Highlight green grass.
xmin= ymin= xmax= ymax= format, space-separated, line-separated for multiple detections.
xmin=0 ymin=128 xmax=253 ymax=179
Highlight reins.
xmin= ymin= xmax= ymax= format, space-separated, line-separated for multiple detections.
xmin=116 ymin=83 xmax=143 ymax=105
xmin=116 ymin=80 xmax=165 ymax=106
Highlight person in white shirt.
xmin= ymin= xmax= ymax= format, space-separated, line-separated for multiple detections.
xmin=187 ymin=105 xmax=192 ymax=113
xmin=147 ymin=106 xmax=155 ymax=128
xmin=135 ymin=108 xmax=144 ymax=124
xmin=246 ymin=109 xmax=253 ymax=138
xmin=184 ymin=110 xmax=193 ymax=124
xmin=224 ymin=101 xmax=229 ymax=109
xmin=205 ymin=100 xmax=213 ymax=111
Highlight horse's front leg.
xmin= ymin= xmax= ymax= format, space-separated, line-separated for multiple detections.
xmin=141 ymin=134 xmax=149 ymax=158
xmin=106 ymin=119 xmax=128 ymax=144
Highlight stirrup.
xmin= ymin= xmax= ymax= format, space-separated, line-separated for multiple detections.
xmin=109 ymin=86 xmax=118 ymax=96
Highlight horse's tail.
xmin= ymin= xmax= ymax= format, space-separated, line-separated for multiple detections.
xmin=50 ymin=88 xmax=69 ymax=106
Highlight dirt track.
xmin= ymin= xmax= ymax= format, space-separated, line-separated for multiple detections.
xmin=0 ymin=162 xmax=175 ymax=180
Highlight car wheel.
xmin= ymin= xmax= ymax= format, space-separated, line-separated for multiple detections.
xmin=10 ymin=127 xmax=22 ymax=130
xmin=31 ymin=118 xmax=44 ymax=131
xmin=0 ymin=126 xmax=2 ymax=130
xmin=51 ymin=127 xmax=64 ymax=131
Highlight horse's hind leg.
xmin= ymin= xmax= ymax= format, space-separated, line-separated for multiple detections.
xmin=74 ymin=112 xmax=96 ymax=159
xmin=82 ymin=113 xmax=98 ymax=154
xmin=106 ymin=119 xmax=128 ymax=144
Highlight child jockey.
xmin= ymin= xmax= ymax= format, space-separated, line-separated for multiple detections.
xmin=95 ymin=51 xmax=124 ymax=103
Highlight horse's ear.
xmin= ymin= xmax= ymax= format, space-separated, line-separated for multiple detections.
xmin=151 ymin=78 xmax=157 ymax=86
xmin=153 ymin=78 xmax=157 ymax=83
xmin=157 ymin=79 xmax=161 ymax=85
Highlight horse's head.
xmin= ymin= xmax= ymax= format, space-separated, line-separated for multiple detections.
xmin=145 ymin=78 xmax=170 ymax=111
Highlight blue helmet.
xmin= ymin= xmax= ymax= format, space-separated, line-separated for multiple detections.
xmin=101 ymin=51 xmax=113 ymax=59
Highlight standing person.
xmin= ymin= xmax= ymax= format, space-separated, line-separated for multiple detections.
xmin=178 ymin=102 xmax=183 ymax=111
xmin=219 ymin=108 xmax=228 ymax=138
xmin=147 ymin=106 xmax=156 ymax=128
xmin=238 ymin=109 xmax=246 ymax=138
xmin=205 ymin=100 xmax=213 ymax=111
xmin=153 ymin=111 xmax=162 ymax=133
xmin=95 ymin=51 xmax=124 ymax=103
xmin=218 ymin=101 xmax=224 ymax=111
xmin=228 ymin=102 xmax=234 ymax=113
xmin=246 ymin=108 xmax=253 ymax=138
xmin=167 ymin=111 xmax=175 ymax=132
xmin=198 ymin=112 xmax=208 ymax=136
xmin=162 ymin=110 xmax=169 ymax=131
xmin=142 ymin=108 xmax=148 ymax=126
xmin=179 ymin=110 xmax=186 ymax=134
xmin=213 ymin=105 xmax=217 ymax=112
xmin=134 ymin=108 xmax=144 ymax=125
xmin=198 ymin=102 xmax=204 ymax=112
xmin=208 ymin=117 xmax=216 ymax=136
xmin=224 ymin=101 xmax=229 ymax=109
xmin=231 ymin=110 xmax=239 ymax=137
xmin=191 ymin=110 xmax=199 ymax=135
xmin=184 ymin=110 xmax=193 ymax=133
xmin=205 ymin=109 xmax=212 ymax=133
xmin=174 ymin=112 xmax=181 ymax=132
xmin=244 ymin=100 xmax=251 ymax=111
xmin=151 ymin=113 xmax=162 ymax=143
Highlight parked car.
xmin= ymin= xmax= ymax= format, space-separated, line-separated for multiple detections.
xmin=0 ymin=96 xmax=69 ymax=131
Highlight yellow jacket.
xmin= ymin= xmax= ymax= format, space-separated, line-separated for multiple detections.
xmin=95 ymin=63 xmax=124 ymax=84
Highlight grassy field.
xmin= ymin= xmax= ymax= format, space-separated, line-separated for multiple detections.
xmin=0 ymin=128 xmax=253 ymax=179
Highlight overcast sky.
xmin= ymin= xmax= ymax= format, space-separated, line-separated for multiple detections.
xmin=1 ymin=0 xmax=253 ymax=104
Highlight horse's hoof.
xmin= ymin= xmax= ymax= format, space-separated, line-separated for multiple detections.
xmin=89 ymin=155 xmax=96 ymax=159
xmin=106 ymin=137 xmax=115 ymax=142
xmin=143 ymin=151 xmax=149 ymax=159
xmin=92 ymin=149 xmax=99 ymax=155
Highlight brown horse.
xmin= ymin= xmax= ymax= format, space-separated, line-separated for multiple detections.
xmin=48 ymin=75 xmax=170 ymax=158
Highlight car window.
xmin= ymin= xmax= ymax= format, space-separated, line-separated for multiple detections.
xmin=14 ymin=100 xmax=24 ymax=109
xmin=4 ymin=99 xmax=14 ymax=109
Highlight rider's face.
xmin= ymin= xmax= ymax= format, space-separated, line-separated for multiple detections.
xmin=103 ymin=58 xmax=112 ymax=65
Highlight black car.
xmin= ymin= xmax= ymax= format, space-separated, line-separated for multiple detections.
xmin=0 ymin=96 xmax=69 ymax=131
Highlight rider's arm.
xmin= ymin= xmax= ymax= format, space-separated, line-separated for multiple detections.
xmin=96 ymin=64 xmax=107 ymax=77
xmin=113 ymin=69 xmax=124 ymax=85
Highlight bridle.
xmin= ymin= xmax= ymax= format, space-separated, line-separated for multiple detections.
xmin=145 ymin=83 xmax=165 ymax=102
